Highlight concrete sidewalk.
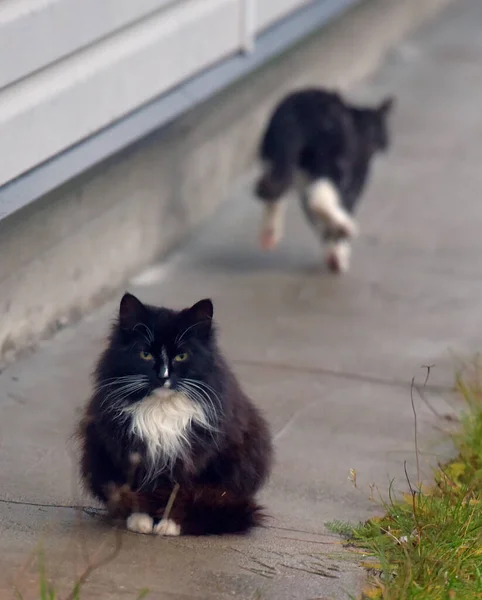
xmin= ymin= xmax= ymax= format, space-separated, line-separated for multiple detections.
xmin=1 ymin=0 xmax=482 ymax=597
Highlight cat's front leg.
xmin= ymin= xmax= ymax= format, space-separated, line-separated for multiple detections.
xmin=119 ymin=488 xmax=174 ymax=535
xmin=260 ymin=199 xmax=287 ymax=250
xmin=126 ymin=512 xmax=155 ymax=534
xmin=325 ymin=236 xmax=352 ymax=274
xmin=125 ymin=486 xmax=178 ymax=535
xmin=105 ymin=482 xmax=145 ymax=519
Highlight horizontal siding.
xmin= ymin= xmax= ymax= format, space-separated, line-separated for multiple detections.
xmin=0 ymin=0 xmax=316 ymax=187
xmin=256 ymin=0 xmax=313 ymax=32
xmin=0 ymin=0 xmax=176 ymax=89
xmin=0 ymin=0 xmax=242 ymax=186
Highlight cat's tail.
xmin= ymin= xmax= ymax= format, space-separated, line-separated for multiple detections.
xmin=180 ymin=494 xmax=267 ymax=535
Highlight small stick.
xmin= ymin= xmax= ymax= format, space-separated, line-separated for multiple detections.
xmin=421 ymin=364 xmax=435 ymax=387
xmin=163 ymin=483 xmax=180 ymax=521
xmin=404 ymin=460 xmax=415 ymax=496
xmin=63 ymin=528 xmax=123 ymax=600
xmin=404 ymin=460 xmax=421 ymax=544
xmin=410 ymin=377 xmax=421 ymax=486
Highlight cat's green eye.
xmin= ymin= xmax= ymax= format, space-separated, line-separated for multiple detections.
xmin=140 ymin=350 xmax=153 ymax=361
xmin=174 ymin=352 xmax=189 ymax=363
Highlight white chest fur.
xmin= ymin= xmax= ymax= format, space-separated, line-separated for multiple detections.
xmin=123 ymin=391 xmax=210 ymax=473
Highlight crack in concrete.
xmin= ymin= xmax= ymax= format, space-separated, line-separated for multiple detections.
xmin=274 ymin=399 xmax=320 ymax=442
xmin=0 ymin=497 xmax=100 ymax=512
xmin=232 ymin=358 xmax=454 ymax=392
xmin=0 ymin=497 xmax=343 ymax=542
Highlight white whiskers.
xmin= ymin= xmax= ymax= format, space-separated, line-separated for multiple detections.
xmin=175 ymin=322 xmax=206 ymax=346
xmin=96 ymin=375 xmax=149 ymax=409
xmin=177 ymin=379 xmax=223 ymax=422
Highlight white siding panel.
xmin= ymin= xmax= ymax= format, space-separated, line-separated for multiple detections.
xmin=0 ymin=0 xmax=242 ymax=186
xmin=0 ymin=0 xmax=176 ymax=88
xmin=256 ymin=0 xmax=313 ymax=33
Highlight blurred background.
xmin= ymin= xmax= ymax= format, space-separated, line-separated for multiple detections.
xmin=0 ymin=0 xmax=449 ymax=359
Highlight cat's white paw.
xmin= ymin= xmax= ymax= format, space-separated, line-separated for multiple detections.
xmin=127 ymin=512 xmax=154 ymax=534
xmin=153 ymin=518 xmax=181 ymax=537
xmin=326 ymin=240 xmax=351 ymax=274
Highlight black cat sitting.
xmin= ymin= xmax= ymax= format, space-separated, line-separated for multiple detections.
xmin=78 ymin=294 xmax=273 ymax=536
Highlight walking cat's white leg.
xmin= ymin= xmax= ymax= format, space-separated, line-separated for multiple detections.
xmin=326 ymin=239 xmax=352 ymax=274
xmin=305 ymin=178 xmax=358 ymax=238
xmin=260 ymin=200 xmax=287 ymax=250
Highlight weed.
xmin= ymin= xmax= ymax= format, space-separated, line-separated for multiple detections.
xmin=325 ymin=520 xmax=356 ymax=539
xmin=341 ymin=363 xmax=482 ymax=599
xmin=12 ymin=528 xmax=149 ymax=600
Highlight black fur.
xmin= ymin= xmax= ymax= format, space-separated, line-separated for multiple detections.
xmin=256 ymin=88 xmax=394 ymax=216
xmin=78 ymin=293 xmax=273 ymax=535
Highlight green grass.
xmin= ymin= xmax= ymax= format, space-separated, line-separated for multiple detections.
xmin=326 ymin=520 xmax=357 ymax=539
xmin=332 ymin=364 xmax=482 ymax=600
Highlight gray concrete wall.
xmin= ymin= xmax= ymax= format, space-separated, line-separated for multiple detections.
xmin=0 ymin=0 xmax=452 ymax=362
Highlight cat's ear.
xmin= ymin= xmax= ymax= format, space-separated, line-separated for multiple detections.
xmin=119 ymin=293 xmax=147 ymax=330
xmin=189 ymin=299 xmax=214 ymax=324
xmin=178 ymin=299 xmax=213 ymax=342
xmin=379 ymin=96 xmax=395 ymax=116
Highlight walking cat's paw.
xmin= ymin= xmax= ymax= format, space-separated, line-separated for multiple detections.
xmin=153 ymin=518 xmax=181 ymax=536
xmin=326 ymin=241 xmax=351 ymax=274
xmin=260 ymin=228 xmax=280 ymax=250
xmin=127 ymin=512 xmax=154 ymax=534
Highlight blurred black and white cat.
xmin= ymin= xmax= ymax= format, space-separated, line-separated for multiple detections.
xmin=255 ymin=88 xmax=394 ymax=273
